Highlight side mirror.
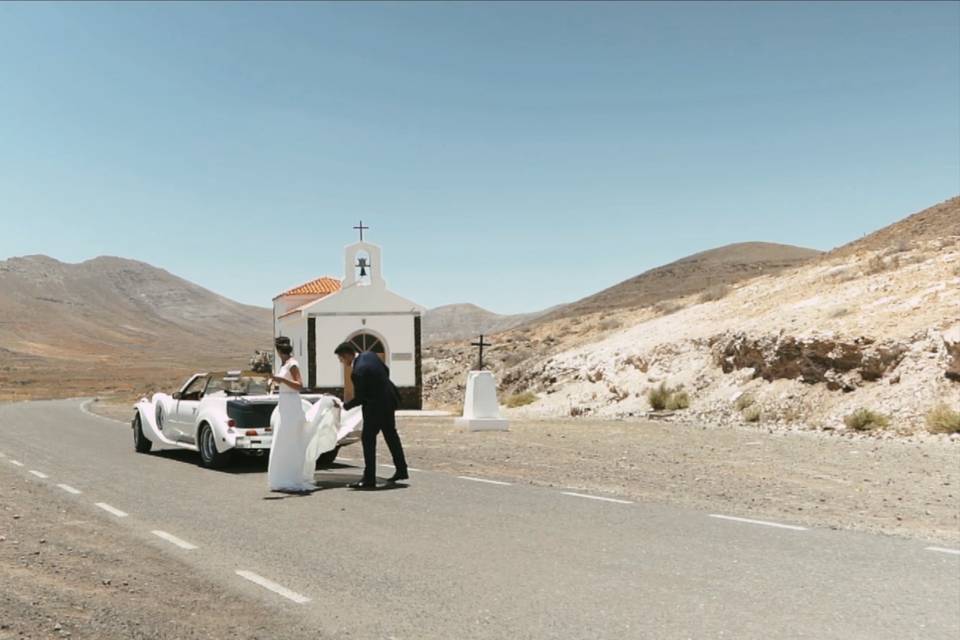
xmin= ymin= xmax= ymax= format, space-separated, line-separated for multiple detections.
xmin=172 ymin=391 xmax=182 ymax=400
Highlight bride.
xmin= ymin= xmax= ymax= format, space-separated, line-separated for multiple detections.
xmin=267 ymin=339 xmax=340 ymax=493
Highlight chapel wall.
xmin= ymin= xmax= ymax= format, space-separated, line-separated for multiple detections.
xmin=312 ymin=314 xmax=418 ymax=387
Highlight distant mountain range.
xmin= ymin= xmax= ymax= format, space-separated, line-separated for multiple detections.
xmin=0 ymin=233 xmax=847 ymax=400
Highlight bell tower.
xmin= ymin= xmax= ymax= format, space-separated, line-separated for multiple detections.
xmin=343 ymin=221 xmax=386 ymax=289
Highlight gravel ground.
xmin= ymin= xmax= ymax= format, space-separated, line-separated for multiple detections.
xmin=398 ymin=417 xmax=960 ymax=545
xmin=91 ymin=399 xmax=960 ymax=545
xmin=0 ymin=465 xmax=323 ymax=640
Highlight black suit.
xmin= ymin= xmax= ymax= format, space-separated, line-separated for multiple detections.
xmin=343 ymin=351 xmax=407 ymax=482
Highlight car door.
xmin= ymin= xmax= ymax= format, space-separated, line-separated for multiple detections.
xmin=172 ymin=375 xmax=208 ymax=441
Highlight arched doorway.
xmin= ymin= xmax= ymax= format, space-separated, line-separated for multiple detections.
xmin=342 ymin=331 xmax=388 ymax=402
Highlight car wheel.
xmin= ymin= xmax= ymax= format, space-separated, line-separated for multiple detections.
xmin=198 ymin=423 xmax=232 ymax=469
xmin=133 ymin=414 xmax=152 ymax=453
xmin=315 ymin=446 xmax=341 ymax=468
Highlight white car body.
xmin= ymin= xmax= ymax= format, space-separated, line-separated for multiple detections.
xmin=132 ymin=371 xmax=362 ymax=467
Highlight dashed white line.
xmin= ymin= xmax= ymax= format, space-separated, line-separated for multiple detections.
xmin=457 ymin=476 xmax=512 ymax=486
xmin=151 ymin=530 xmax=198 ymax=550
xmin=926 ymin=546 xmax=960 ymax=556
xmin=379 ymin=463 xmax=422 ymax=472
xmin=94 ymin=502 xmax=128 ymax=518
xmin=28 ymin=470 xmax=49 ymax=479
xmin=9 ymin=460 xmax=24 ymax=467
xmin=709 ymin=514 xmax=807 ymax=531
xmin=561 ymin=491 xmax=633 ymax=505
xmin=235 ymin=570 xmax=310 ymax=604
xmin=57 ymin=484 xmax=82 ymax=495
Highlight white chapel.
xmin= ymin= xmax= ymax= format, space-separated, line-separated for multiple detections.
xmin=273 ymin=228 xmax=426 ymax=409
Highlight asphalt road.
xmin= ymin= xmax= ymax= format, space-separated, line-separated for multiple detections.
xmin=1 ymin=399 xmax=958 ymax=639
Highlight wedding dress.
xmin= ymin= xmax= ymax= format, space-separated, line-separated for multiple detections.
xmin=267 ymin=358 xmax=341 ymax=492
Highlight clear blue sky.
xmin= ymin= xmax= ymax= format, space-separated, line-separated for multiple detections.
xmin=0 ymin=2 xmax=957 ymax=313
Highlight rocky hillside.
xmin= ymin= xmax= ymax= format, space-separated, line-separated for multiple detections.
xmin=422 ymin=303 xmax=556 ymax=345
xmin=539 ymin=242 xmax=820 ymax=322
xmin=424 ymin=197 xmax=960 ymax=435
xmin=0 ymin=255 xmax=271 ymax=400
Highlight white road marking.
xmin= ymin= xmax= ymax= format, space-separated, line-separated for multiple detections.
xmin=94 ymin=502 xmax=128 ymax=518
xmin=235 ymin=570 xmax=310 ymax=604
xmin=151 ymin=530 xmax=198 ymax=550
xmin=79 ymin=399 xmax=126 ymax=424
xmin=57 ymin=484 xmax=82 ymax=495
xmin=9 ymin=460 xmax=24 ymax=467
xmin=28 ymin=470 xmax=49 ymax=479
xmin=709 ymin=514 xmax=807 ymax=531
xmin=379 ymin=463 xmax=422 ymax=472
xmin=457 ymin=476 xmax=512 ymax=486
xmin=336 ymin=456 xmax=353 ymax=461
xmin=561 ymin=491 xmax=633 ymax=505
xmin=926 ymin=546 xmax=960 ymax=556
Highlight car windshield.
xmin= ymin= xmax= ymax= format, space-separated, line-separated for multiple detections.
xmin=205 ymin=372 xmax=271 ymax=396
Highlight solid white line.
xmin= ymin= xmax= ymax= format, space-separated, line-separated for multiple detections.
xmin=9 ymin=460 xmax=24 ymax=467
xmin=79 ymin=399 xmax=126 ymax=424
xmin=709 ymin=514 xmax=807 ymax=531
xmin=94 ymin=502 xmax=128 ymax=518
xmin=28 ymin=470 xmax=49 ymax=479
xmin=151 ymin=530 xmax=198 ymax=550
xmin=561 ymin=491 xmax=633 ymax=505
xmin=57 ymin=484 xmax=82 ymax=495
xmin=235 ymin=570 xmax=310 ymax=604
xmin=926 ymin=546 xmax=960 ymax=556
xmin=457 ymin=476 xmax=512 ymax=486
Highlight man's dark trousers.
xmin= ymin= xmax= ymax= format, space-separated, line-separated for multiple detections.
xmin=360 ymin=405 xmax=407 ymax=483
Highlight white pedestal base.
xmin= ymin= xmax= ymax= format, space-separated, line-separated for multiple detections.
xmin=457 ymin=370 xmax=509 ymax=432
xmin=455 ymin=417 xmax=510 ymax=431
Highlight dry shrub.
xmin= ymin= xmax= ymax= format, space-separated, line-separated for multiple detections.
xmin=666 ymin=390 xmax=690 ymax=410
xmin=734 ymin=394 xmax=755 ymax=411
xmin=843 ymin=408 xmax=890 ymax=431
xmin=828 ymin=307 xmax=849 ymax=319
xmin=654 ymin=300 xmax=685 ymax=315
xmin=953 ymin=264 xmax=960 ymax=278
xmin=504 ymin=391 xmax=537 ymax=408
xmin=742 ymin=405 xmax=762 ymax=423
xmin=597 ymin=318 xmax=622 ymax=331
xmin=648 ymin=383 xmax=689 ymax=411
xmin=699 ymin=284 xmax=731 ymax=303
xmin=864 ymin=255 xmax=887 ymax=275
xmin=622 ymin=355 xmax=648 ymax=372
xmin=926 ymin=404 xmax=960 ymax=434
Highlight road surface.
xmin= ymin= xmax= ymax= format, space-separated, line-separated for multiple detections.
xmin=1 ymin=399 xmax=957 ymax=639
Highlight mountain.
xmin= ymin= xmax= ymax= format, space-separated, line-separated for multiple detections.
xmin=538 ymin=242 xmax=821 ymax=322
xmin=828 ymin=196 xmax=960 ymax=257
xmin=423 ymin=196 xmax=960 ymax=433
xmin=0 ymin=255 xmax=271 ymax=400
xmin=422 ymin=303 xmax=557 ymax=345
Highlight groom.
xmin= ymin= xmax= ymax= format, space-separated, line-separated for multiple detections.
xmin=334 ymin=342 xmax=409 ymax=489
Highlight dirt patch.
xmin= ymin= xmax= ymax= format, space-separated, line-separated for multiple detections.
xmin=0 ymin=467 xmax=322 ymax=640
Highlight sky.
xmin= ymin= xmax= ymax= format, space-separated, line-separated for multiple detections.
xmin=0 ymin=1 xmax=957 ymax=314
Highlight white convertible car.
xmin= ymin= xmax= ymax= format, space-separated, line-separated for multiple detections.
xmin=132 ymin=371 xmax=362 ymax=469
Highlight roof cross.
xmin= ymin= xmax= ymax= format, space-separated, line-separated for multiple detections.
xmin=471 ymin=334 xmax=491 ymax=371
xmin=353 ymin=220 xmax=369 ymax=242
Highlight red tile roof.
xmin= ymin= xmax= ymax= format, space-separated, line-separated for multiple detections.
xmin=274 ymin=276 xmax=342 ymax=299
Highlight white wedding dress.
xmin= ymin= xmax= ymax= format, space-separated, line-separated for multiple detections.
xmin=267 ymin=358 xmax=341 ymax=492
